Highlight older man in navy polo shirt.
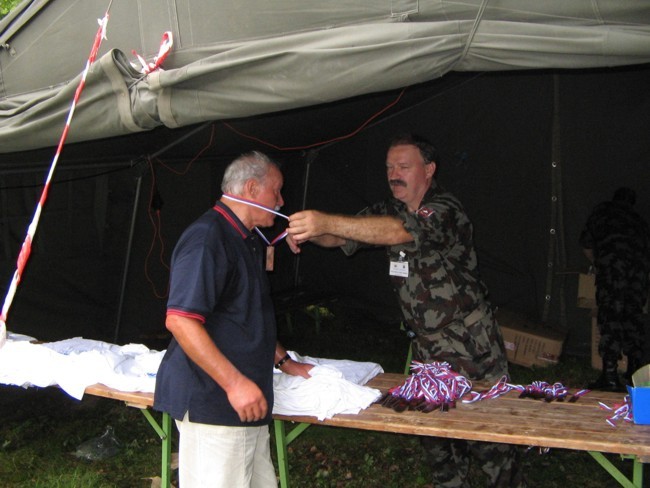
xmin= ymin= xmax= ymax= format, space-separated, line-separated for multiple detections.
xmin=154 ymin=151 xmax=312 ymax=487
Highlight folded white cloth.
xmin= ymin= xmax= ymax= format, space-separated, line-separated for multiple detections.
xmin=0 ymin=337 xmax=162 ymax=400
xmin=278 ymin=351 xmax=384 ymax=385
xmin=0 ymin=339 xmax=383 ymax=420
xmin=272 ymin=352 xmax=383 ymax=420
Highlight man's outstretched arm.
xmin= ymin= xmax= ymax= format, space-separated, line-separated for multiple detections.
xmin=287 ymin=210 xmax=413 ymax=249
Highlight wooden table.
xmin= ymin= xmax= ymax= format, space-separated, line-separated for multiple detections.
xmin=84 ymin=373 xmax=650 ymax=488
xmin=273 ymin=373 xmax=650 ymax=488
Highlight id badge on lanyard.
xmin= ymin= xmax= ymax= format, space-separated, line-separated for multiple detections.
xmin=389 ymin=251 xmax=409 ymax=278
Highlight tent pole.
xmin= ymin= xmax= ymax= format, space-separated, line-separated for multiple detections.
xmin=113 ymin=169 xmax=143 ymax=343
xmin=111 ymin=122 xmax=212 ymax=343
xmin=150 ymin=122 xmax=212 ymax=159
xmin=542 ymin=74 xmax=567 ymax=326
xmin=292 ymin=150 xmax=319 ymax=289
xmin=553 ymin=74 xmax=568 ymax=328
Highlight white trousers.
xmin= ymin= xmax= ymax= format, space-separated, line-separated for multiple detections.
xmin=176 ymin=414 xmax=277 ymax=488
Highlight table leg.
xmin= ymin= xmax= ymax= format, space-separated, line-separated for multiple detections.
xmin=160 ymin=412 xmax=172 ymax=488
xmin=274 ymin=420 xmax=289 ymax=488
xmin=274 ymin=420 xmax=312 ymax=488
xmin=404 ymin=341 xmax=412 ymax=375
xmin=588 ymin=451 xmax=643 ymax=488
xmin=140 ymin=409 xmax=173 ymax=488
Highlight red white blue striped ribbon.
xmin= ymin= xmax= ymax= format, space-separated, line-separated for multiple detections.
xmin=599 ymin=396 xmax=633 ymax=427
xmin=462 ymin=376 xmax=589 ymax=403
xmin=222 ymin=193 xmax=289 ymax=245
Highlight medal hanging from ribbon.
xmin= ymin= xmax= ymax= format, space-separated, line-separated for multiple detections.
xmin=222 ymin=193 xmax=289 ymax=271
xmin=254 ymin=229 xmax=283 ymax=271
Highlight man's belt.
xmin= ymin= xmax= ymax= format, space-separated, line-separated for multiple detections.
xmin=463 ymin=307 xmax=486 ymax=327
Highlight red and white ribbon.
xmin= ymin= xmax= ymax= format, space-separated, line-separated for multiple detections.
xmin=0 ymin=5 xmax=112 ymax=348
xmin=132 ymin=31 xmax=173 ymax=74
xmin=380 ymin=361 xmax=473 ymax=412
xmin=599 ymin=396 xmax=634 ymax=427
xmin=463 ymin=377 xmax=589 ymax=404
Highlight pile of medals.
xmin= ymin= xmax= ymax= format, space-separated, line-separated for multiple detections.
xmin=379 ymin=361 xmax=472 ymax=413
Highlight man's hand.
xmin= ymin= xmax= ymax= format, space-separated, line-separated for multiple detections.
xmin=287 ymin=211 xmax=347 ymax=248
xmin=286 ymin=233 xmax=302 ymax=254
xmin=280 ymin=359 xmax=314 ymax=378
xmin=288 ymin=210 xmax=330 ymax=243
xmin=166 ymin=314 xmax=269 ymax=423
xmin=226 ymin=375 xmax=268 ymax=422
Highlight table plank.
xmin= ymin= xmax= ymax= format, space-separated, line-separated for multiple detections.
xmin=274 ymin=373 xmax=650 ymax=461
xmin=84 ymin=384 xmax=154 ymax=408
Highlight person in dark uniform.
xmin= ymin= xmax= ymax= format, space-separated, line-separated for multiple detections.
xmin=287 ymin=134 xmax=525 ymax=488
xmin=580 ymin=187 xmax=650 ymax=391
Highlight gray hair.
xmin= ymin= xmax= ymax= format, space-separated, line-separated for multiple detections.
xmin=221 ymin=151 xmax=276 ymax=195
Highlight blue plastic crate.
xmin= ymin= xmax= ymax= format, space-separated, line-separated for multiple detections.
xmin=627 ymin=385 xmax=650 ymax=425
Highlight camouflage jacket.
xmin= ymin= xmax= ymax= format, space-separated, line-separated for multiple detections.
xmin=579 ymin=200 xmax=650 ymax=276
xmin=342 ymin=182 xmax=490 ymax=337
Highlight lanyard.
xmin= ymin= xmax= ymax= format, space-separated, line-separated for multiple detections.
xmin=221 ymin=193 xmax=289 ymax=246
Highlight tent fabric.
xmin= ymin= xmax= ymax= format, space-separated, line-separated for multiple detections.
xmin=2 ymin=0 xmax=650 ymax=153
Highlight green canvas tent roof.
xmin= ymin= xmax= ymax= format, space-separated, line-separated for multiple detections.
xmin=2 ymin=0 xmax=650 ymax=153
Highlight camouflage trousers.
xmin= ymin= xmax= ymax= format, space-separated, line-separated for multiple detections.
xmin=411 ymin=306 xmax=508 ymax=381
xmin=596 ymin=268 xmax=648 ymax=362
xmin=412 ymin=308 xmax=525 ymax=487
xmin=421 ymin=437 xmax=526 ymax=488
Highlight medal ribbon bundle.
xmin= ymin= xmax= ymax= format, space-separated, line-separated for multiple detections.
xmin=462 ymin=376 xmax=589 ymax=404
xmin=379 ymin=361 xmax=473 ymax=412
xmin=380 ymin=362 xmax=591 ymax=414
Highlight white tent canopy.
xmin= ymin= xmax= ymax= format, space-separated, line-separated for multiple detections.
xmin=2 ymin=0 xmax=650 ymax=153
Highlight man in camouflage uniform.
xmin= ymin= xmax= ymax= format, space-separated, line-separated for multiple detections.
xmin=287 ymin=133 xmax=525 ymax=488
xmin=580 ymin=187 xmax=650 ymax=391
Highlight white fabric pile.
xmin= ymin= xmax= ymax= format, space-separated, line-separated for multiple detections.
xmin=272 ymin=352 xmax=383 ymax=420
xmin=0 ymin=335 xmax=383 ymax=420
xmin=0 ymin=334 xmax=162 ymax=399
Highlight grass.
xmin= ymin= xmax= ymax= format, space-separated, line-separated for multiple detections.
xmin=0 ymin=298 xmax=644 ymax=487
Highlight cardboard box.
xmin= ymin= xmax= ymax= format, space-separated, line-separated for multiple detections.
xmin=591 ymin=317 xmax=628 ymax=372
xmin=496 ymin=309 xmax=565 ymax=368
xmin=577 ymin=273 xmax=597 ymax=309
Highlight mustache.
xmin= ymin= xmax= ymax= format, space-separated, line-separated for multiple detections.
xmin=389 ymin=179 xmax=407 ymax=187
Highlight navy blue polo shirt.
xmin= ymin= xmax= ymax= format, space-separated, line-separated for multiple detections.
xmin=153 ymin=201 xmax=277 ymax=426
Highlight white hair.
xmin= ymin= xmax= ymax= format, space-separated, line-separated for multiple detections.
xmin=221 ymin=151 xmax=276 ymax=195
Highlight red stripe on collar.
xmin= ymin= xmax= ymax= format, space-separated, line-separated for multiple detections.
xmin=213 ymin=204 xmax=247 ymax=239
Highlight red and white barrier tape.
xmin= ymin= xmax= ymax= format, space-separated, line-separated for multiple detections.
xmin=132 ymin=31 xmax=173 ymax=74
xmin=0 ymin=5 xmax=112 ymax=348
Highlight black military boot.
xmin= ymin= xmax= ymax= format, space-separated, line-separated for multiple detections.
xmin=588 ymin=355 xmax=624 ymax=392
